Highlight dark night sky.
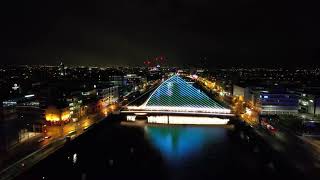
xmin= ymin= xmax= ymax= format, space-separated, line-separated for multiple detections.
xmin=1 ymin=0 xmax=320 ymax=67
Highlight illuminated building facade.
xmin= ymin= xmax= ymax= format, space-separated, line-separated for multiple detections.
xmin=233 ymin=82 xmax=300 ymax=115
xmin=45 ymin=105 xmax=71 ymax=124
xmin=256 ymin=92 xmax=299 ymax=114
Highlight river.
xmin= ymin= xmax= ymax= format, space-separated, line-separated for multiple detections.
xmin=16 ymin=118 xmax=307 ymax=180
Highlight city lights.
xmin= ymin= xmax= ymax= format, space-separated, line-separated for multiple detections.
xmin=61 ymin=111 xmax=71 ymax=121
xmin=1 ymin=0 xmax=320 ymax=178
xmin=45 ymin=114 xmax=60 ymax=122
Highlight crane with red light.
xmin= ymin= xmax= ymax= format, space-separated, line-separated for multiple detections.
xmin=143 ymin=55 xmax=167 ymax=68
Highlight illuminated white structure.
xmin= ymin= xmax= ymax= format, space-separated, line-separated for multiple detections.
xmin=126 ymin=115 xmax=136 ymax=121
xmin=148 ymin=116 xmax=229 ymax=125
xmin=127 ymin=75 xmax=230 ymax=113
xmin=123 ymin=75 xmax=233 ymax=125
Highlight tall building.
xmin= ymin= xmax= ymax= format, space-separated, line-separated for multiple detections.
xmin=59 ymin=62 xmax=65 ymax=76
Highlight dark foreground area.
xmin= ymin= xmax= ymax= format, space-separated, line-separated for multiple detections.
xmin=15 ymin=117 xmax=315 ymax=180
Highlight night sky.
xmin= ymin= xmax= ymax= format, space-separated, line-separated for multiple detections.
xmin=2 ymin=0 xmax=320 ymax=67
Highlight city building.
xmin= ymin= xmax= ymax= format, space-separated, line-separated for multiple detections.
xmin=256 ymin=91 xmax=299 ymax=114
xmin=45 ymin=105 xmax=71 ymax=124
xmin=0 ymin=100 xmax=17 ymax=122
xmin=233 ymin=84 xmax=299 ymax=114
xmin=298 ymin=90 xmax=320 ymax=115
xmin=0 ymin=95 xmax=43 ymax=151
xmin=59 ymin=62 xmax=66 ymax=76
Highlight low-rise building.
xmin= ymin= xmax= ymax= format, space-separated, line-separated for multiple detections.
xmin=0 ymin=100 xmax=17 ymax=122
xmin=256 ymin=91 xmax=299 ymax=114
xmin=45 ymin=104 xmax=71 ymax=124
xmin=233 ymin=84 xmax=299 ymax=114
xmin=297 ymin=90 xmax=320 ymax=115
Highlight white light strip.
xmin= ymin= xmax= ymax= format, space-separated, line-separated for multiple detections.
xmin=123 ymin=110 xmax=233 ymax=116
xmin=147 ymin=116 xmax=229 ymax=125
xmin=147 ymin=116 xmax=168 ymax=124
xmin=24 ymin=94 xmax=35 ymax=98
xmin=127 ymin=115 xmax=136 ymax=121
xmin=127 ymin=105 xmax=231 ymax=114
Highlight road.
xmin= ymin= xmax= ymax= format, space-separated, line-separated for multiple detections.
xmin=44 ymin=114 xmax=98 ymax=141
xmin=0 ymin=112 xmax=106 ymax=180
xmin=196 ymin=75 xmax=320 ymax=176
xmin=0 ymin=137 xmax=66 ymax=180
xmin=254 ymin=126 xmax=320 ymax=176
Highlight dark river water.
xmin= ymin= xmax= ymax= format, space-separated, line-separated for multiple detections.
xmin=16 ymin=118 xmax=308 ymax=180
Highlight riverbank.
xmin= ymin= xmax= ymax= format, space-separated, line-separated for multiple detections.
xmin=15 ymin=115 xmax=316 ymax=180
xmin=0 ymin=113 xmax=108 ymax=180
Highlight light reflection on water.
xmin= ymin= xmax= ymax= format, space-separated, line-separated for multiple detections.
xmin=145 ymin=126 xmax=228 ymax=165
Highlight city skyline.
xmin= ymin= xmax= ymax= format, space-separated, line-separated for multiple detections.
xmin=1 ymin=1 xmax=320 ymax=180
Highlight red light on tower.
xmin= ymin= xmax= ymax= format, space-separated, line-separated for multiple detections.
xmin=144 ymin=55 xmax=167 ymax=67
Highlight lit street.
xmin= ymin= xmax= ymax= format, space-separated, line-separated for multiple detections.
xmin=0 ymin=112 xmax=107 ymax=180
xmin=44 ymin=114 xmax=98 ymax=140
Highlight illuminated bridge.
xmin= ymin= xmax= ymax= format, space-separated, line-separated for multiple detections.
xmin=122 ymin=75 xmax=234 ymax=125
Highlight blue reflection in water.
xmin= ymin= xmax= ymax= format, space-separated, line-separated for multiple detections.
xmin=145 ymin=126 xmax=228 ymax=165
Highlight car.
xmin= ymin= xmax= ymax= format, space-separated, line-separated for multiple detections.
xmin=266 ymin=124 xmax=277 ymax=134
xmin=68 ymin=130 xmax=76 ymax=135
xmin=44 ymin=136 xmax=51 ymax=139
xmin=38 ymin=138 xmax=45 ymax=143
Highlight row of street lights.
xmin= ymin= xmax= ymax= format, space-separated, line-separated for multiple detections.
xmin=197 ymin=76 xmax=260 ymax=125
